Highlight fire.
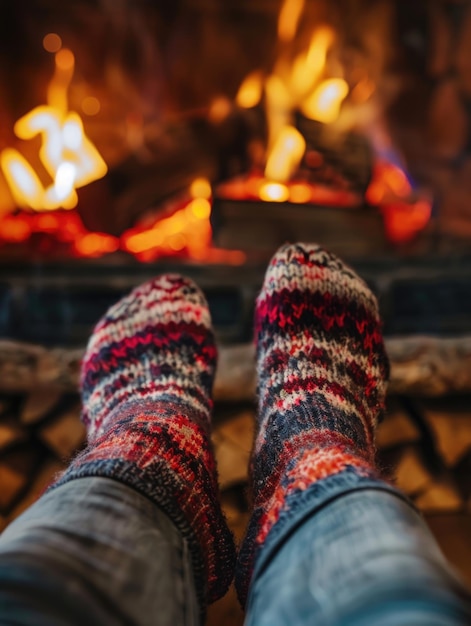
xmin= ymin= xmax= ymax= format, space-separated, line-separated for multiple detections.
xmin=0 ymin=214 xmax=32 ymax=242
xmin=234 ymin=8 xmax=348 ymax=204
xmin=123 ymin=198 xmax=212 ymax=258
xmin=301 ymin=78 xmax=349 ymax=124
xmin=231 ymin=0 xmax=432 ymax=252
xmin=278 ymin=0 xmax=305 ymax=43
xmin=366 ymin=161 xmax=432 ymax=243
xmin=74 ymin=233 xmax=119 ymax=257
xmin=121 ymin=178 xmax=245 ymax=264
xmin=259 ymin=182 xmax=290 ymax=203
xmin=289 ymin=183 xmax=312 ymax=204
xmin=382 ymin=200 xmax=432 ymax=244
xmin=290 ymin=28 xmax=335 ymax=99
xmin=366 ymin=160 xmax=412 ymax=205
xmin=1 ymin=213 xmax=75 ymax=252
xmin=0 ymin=41 xmax=107 ymax=212
xmin=0 ymin=177 xmax=246 ymax=263
xmin=217 ymin=173 xmax=361 ymax=208
xmin=190 ymin=177 xmax=212 ymax=200
xmin=366 ymin=160 xmax=412 ymax=204
xmin=0 ymin=19 xmax=430 ymax=260
xmin=265 ymin=126 xmax=306 ymax=182
xmin=236 ymin=72 xmax=264 ymax=109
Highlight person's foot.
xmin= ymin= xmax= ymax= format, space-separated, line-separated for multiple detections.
xmin=236 ymin=243 xmax=389 ymax=605
xmin=53 ymin=275 xmax=235 ymax=609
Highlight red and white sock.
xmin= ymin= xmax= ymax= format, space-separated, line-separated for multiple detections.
xmin=53 ymin=275 xmax=235 ymax=610
xmin=236 ymin=243 xmax=389 ymax=605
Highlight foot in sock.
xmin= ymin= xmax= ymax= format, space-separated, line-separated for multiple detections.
xmin=52 ymin=274 xmax=235 ymax=609
xmin=236 ymin=243 xmax=389 ymax=605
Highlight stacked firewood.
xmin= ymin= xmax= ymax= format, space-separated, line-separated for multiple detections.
xmin=0 ymin=391 xmax=84 ymax=531
xmin=1 ymin=386 xmax=471 ymax=535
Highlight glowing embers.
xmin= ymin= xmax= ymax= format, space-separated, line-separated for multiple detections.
xmin=0 ymin=175 xmax=245 ymax=263
xmin=0 ymin=39 xmax=107 ymax=212
xmin=122 ymin=197 xmax=212 ymax=259
xmin=217 ymin=174 xmax=360 ymax=209
xmin=0 ymin=211 xmax=118 ymax=258
xmin=122 ymin=179 xmax=245 ymax=264
xmin=366 ymin=161 xmax=432 ymax=243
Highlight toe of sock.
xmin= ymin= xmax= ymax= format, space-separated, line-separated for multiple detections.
xmin=258 ymin=242 xmax=380 ymax=318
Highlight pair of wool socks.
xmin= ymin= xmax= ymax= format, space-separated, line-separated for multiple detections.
xmin=53 ymin=243 xmax=388 ymax=610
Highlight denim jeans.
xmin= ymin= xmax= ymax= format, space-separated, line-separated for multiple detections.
xmin=0 ymin=478 xmax=199 ymax=626
xmin=0 ymin=474 xmax=470 ymax=625
xmin=245 ymin=473 xmax=471 ymax=626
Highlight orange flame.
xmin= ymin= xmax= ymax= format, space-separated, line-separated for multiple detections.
xmin=301 ymin=78 xmax=349 ymax=124
xmin=123 ymin=198 xmax=212 ymax=257
xmin=121 ymin=179 xmax=245 ymax=264
xmin=265 ymin=125 xmax=306 ymax=182
xmin=235 ymin=18 xmax=345 ymax=201
xmin=0 ymin=180 xmax=246 ymax=263
xmin=0 ymin=214 xmax=32 ymax=242
xmin=0 ymin=211 xmax=81 ymax=245
xmin=382 ymin=200 xmax=432 ymax=244
xmin=366 ymin=161 xmax=412 ymax=205
xmin=236 ymin=72 xmax=264 ymax=109
xmin=278 ymin=0 xmax=305 ymax=43
xmin=259 ymin=182 xmax=290 ymax=202
xmin=190 ymin=177 xmax=212 ymax=200
xmin=0 ymin=46 xmax=107 ymax=212
xmin=290 ymin=27 xmax=335 ymax=99
xmin=366 ymin=161 xmax=432 ymax=243
xmin=74 ymin=232 xmax=119 ymax=257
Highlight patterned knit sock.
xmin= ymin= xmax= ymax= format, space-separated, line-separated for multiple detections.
xmin=52 ymin=275 xmax=235 ymax=610
xmin=236 ymin=243 xmax=389 ymax=605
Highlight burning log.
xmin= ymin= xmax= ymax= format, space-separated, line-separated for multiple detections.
xmin=211 ymin=194 xmax=386 ymax=258
xmin=295 ymin=114 xmax=373 ymax=193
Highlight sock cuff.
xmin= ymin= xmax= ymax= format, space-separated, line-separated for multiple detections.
xmin=49 ymin=455 xmax=235 ymax=612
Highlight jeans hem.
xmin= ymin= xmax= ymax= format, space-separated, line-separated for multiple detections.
xmin=252 ymin=470 xmax=414 ymax=584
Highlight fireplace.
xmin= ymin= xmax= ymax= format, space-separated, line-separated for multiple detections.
xmin=0 ymin=0 xmax=470 ymax=386
xmin=0 ymin=1 xmax=470 ymax=347
xmin=0 ymin=0 xmax=460 ymax=261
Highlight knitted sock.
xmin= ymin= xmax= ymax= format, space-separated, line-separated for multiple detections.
xmin=52 ymin=275 xmax=235 ymax=610
xmin=236 ymin=243 xmax=389 ymax=605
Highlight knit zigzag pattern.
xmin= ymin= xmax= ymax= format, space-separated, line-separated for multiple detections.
xmin=52 ymin=275 xmax=235 ymax=610
xmin=236 ymin=243 xmax=389 ymax=606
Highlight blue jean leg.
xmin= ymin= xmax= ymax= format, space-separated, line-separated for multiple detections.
xmin=0 ymin=477 xmax=199 ymax=626
xmin=245 ymin=476 xmax=471 ymax=626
